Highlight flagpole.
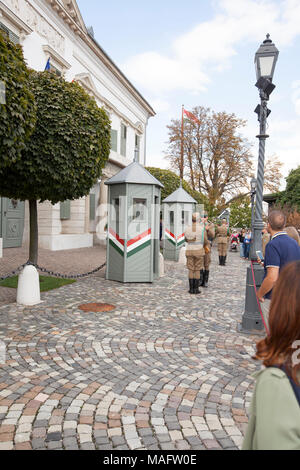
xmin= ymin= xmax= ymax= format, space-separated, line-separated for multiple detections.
xmin=180 ymin=105 xmax=184 ymax=188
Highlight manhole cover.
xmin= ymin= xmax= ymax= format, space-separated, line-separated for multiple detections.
xmin=78 ymin=303 xmax=116 ymax=313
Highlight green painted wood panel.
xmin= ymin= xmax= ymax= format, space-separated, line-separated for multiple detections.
xmin=60 ymin=200 xmax=71 ymax=220
xmin=111 ymin=129 xmax=118 ymax=152
xmin=89 ymin=193 xmax=96 ymax=220
xmin=1 ymin=198 xmax=25 ymax=248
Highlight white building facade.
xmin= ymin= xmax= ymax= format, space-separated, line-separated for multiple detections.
xmin=0 ymin=0 xmax=155 ymax=251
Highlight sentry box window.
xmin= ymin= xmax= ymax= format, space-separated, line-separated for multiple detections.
xmin=132 ymin=198 xmax=147 ymax=222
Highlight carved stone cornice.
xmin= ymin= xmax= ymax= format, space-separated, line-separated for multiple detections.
xmin=0 ymin=0 xmax=32 ymax=35
xmin=4 ymin=0 xmax=65 ymax=55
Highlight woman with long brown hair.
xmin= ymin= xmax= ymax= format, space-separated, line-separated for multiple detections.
xmin=242 ymin=260 xmax=300 ymax=450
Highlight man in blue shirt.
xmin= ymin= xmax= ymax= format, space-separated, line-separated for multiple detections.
xmin=257 ymin=210 xmax=300 ymax=328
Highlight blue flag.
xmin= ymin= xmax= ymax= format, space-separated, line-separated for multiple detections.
xmin=45 ymin=57 xmax=51 ymax=71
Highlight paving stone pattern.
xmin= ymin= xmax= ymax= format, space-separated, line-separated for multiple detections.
xmin=0 ymin=247 xmax=261 ymax=450
xmin=0 ymin=245 xmax=106 ymax=307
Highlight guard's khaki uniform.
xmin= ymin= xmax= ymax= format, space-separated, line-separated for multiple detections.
xmin=204 ymin=223 xmax=215 ymax=270
xmin=185 ymin=222 xmax=208 ymax=280
xmin=216 ymin=223 xmax=229 ymax=265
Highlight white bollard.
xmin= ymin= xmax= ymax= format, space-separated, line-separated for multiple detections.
xmin=17 ymin=265 xmax=41 ymax=306
xmin=178 ymin=246 xmax=186 ymax=264
xmin=0 ymin=238 xmax=2 ymax=258
xmin=159 ymin=252 xmax=165 ymax=277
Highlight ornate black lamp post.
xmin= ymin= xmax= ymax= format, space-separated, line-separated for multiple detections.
xmin=240 ymin=34 xmax=279 ymax=334
xmin=249 ymin=177 xmax=257 ymax=260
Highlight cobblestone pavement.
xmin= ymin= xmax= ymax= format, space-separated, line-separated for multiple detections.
xmin=0 ymin=247 xmax=262 ymax=450
xmin=0 ymin=245 xmax=106 ymax=307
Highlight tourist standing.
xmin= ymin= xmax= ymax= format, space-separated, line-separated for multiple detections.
xmin=239 ymin=229 xmax=245 ymax=258
xmin=243 ymin=229 xmax=252 ymax=259
xmin=257 ymin=210 xmax=300 ymax=329
xmin=243 ymin=261 xmax=300 ymax=450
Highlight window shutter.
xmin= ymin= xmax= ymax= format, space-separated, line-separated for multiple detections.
xmin=120 ymin=124 xmax=127 ymax=157
xmin=60 ymin=200 xmax=71 ymax=220
xmin=89 ymin=194 xmax=96 ymax=220
xmin=110 ymin=129 xmax=118 ymax=152
xmin=0 ymin=23 xmax=19 ymax=44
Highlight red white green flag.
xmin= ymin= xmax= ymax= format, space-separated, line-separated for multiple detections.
xmin=183 ymin=109 xmax=200 ymax=124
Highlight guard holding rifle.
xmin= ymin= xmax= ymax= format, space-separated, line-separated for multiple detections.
xmin=201 ymin=214 xmax=215 ymax=287
xmin=185 ymin=212 xmax=210 ymax=294
xmin=216 ymin=218 xmax=230 ymax=266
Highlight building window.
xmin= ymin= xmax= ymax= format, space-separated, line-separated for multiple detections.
xmin=110 ymin=129 xmax=118 ymax=152
xmin=181 ymin=211 xmax=189 ymax=227
xmin=120 ymin=124 xmax=127 ymax=157
xmin=132 ymin=198 xmax=147 ymax=222
xmin=0 ymin=22 xmax=19 ymax=44
xmin=49 ymin=64 xmax=62 ymax=77
xmin=135 ymin=134 xmax=140 ymax=162
xmin=169 ymin=211 xmax=174 ymax=234
xmin=111 ymin=198 xmax=120 ymax=235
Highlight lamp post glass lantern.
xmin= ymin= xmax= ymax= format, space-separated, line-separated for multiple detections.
xmin=254 ymin=34 xmax=279 ymax=82
xmin=240 ymin=35 xmax=279 ymax=334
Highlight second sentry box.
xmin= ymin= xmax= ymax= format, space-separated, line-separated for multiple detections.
xmin=162 ymin=187 xmax=196 ymax=261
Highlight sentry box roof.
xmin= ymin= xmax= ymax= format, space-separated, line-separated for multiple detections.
xmin=162 ymin=187 xmax=197 ymax=204
xmin=105 ymin=162 xmax=164 ymax=188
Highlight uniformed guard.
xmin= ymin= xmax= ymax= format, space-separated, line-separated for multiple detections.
xmin=216 ymin=218 xmax=230 ymax=266
xmin=185 ymin=212 xmax=210 ymax=294
xmin=201 ymin=214 xmax=215 ymax=287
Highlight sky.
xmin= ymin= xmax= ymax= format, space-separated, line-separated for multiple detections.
xmin=77 ymin=0 xmax=300 ymax=187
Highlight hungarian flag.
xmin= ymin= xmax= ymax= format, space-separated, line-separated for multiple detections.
xmin=183 ymin=109 xmax=200 ymax=124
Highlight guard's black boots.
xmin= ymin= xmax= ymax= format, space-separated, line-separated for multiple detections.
xmin=203 ymin=270 xmax=209 ymax=287
xmin=223 ymin=256 xmax=227 ymax=265
xmin=194 ymin=279 xmax=201 ymax=294
xmin=219 ymin=256 xmax=222 ymax=265
xmin=189 ymin=279 xmax=194 ymax=294
xmin=200 ymin=269 xmax=205 ymax=286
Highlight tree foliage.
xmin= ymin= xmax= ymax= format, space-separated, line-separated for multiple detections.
xmin=263 ymin=155 xmax=284 ymax=193
xmin=146 ymin=166 xmax=211 ymax=210
xmin=165 ymin=106 xmax=283 ymax=208
xmin=278 ymin=166 xmax=300 ymax=211
xmin=229 ymin=197 xmax=252 ymax=228
xmin=165 ymin=106 xmax=253 ymax=207
xmin=0 ymin=30 xmax=36 ymax=170
xmin=0 ymin=71 xmax=111 ymax=203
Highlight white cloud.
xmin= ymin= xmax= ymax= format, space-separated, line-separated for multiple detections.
xmin=122 ymin=0 xmax=300 ymax=95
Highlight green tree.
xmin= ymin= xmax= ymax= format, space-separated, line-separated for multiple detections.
xmin=279 ymin=166 xmax=300 ymax=210
xmin=0 ymin=71 xmax=111 ymax=263
xmin=0 ymin=30 xmax=36 ymax=169
xmin=229 ymin=197 xmax=252 ymax=228
xmin=146 ymin=166 xmax=212 ymax=212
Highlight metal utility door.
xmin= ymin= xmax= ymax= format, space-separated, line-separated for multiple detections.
xmin=0 ymin=198 xmax=25 ymax=248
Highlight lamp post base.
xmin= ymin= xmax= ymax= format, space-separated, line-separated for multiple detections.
xmin=239 ymin=263 xmax=266 ymax=335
